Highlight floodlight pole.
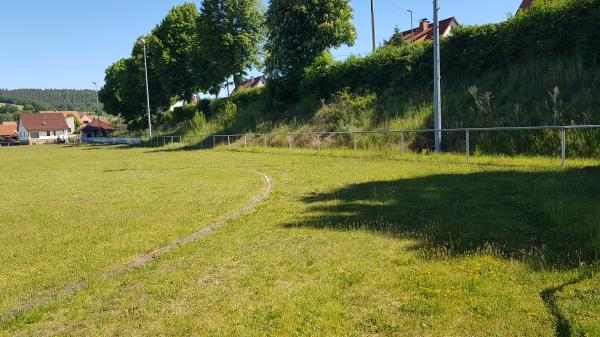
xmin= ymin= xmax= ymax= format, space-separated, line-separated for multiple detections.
xmin=408 ymin=10 xmax=414 ymax=42
xmin=92 ymin=81 xmax=100 ymax=136
xmin=433 ymin=0 xmax=442 ymax=152
xmin=371 ymin=0 xmax=376 ymax=52
xmin=139 ymin=38 xmax=153 ymax=139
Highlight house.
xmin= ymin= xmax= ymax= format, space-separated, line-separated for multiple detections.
xmin=80 ymin=119 xmax=116 ymax=139
xmin=169 ymin=96 xmax=199 ymax=111
xmin=18 ymin=113 xmax=70 ymax=144
xmin=402 ymin=17 xmax=461 ymax=43
xmin=233 ymin=76 xmax=266 ymax=93
xmin=0 ymin=122 xmax=19 ymax=142
xmin=518 ymin=0 xmax=534 ymax=12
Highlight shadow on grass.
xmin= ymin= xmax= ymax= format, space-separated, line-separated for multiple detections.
xmin=288 ymin=167 xmax=600 ymax=269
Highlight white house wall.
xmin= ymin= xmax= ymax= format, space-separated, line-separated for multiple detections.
xmin=19 ymin=127 xmax=70 ymax=143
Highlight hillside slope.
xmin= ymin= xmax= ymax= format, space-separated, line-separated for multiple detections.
xmin=161 ymin=0 xmax=600 ymax=156
xmin=0 ymin=88 xmax=100 ymax=112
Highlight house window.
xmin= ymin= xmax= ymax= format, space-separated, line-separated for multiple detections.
xmin=47 ymin=131 xmax=51 ymax=137
xmin=31 ymin=132 xmax=39 ymax=139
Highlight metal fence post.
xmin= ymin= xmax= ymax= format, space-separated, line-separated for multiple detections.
xmin=353 ymin=133 xmax=357 ymax=153
xmin=244 ymin=135 xmax=247 ymax=149
xmin=400 ymin=132 xmax=405 ymax=153
xmin=227 ymin=136 xmax=231 ymax=149
xmin=263 ymin=135 xmax=267 ymax=148
xmin=288 ymin=135 xmax=292 ymax=151
xmin=317 ymin=134 xmax=321 ymax=153
xmin=561 ymin=127 xmax=566 ymax=166
xmin=466 ymin=129 xmax=470 ymax=163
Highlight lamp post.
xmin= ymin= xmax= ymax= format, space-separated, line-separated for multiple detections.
xmin=138 ymin=38 xmax=153 ymax=139
xmin=91 ymin=81 xmax=100 ymax=137
xmin=407 ymin=10 xmax=414 ymax=42
xmin=433 ymin=0 xmax=442 ymax=152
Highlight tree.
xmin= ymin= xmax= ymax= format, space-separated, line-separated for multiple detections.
xmin=265 ymin=0 xmax=356 ymax=79
xmin=384 ymin=27 xmax=409 ymax=47
xmin=99 ymin=59 xmax=129 ymax=120
xmin=99 ymin=36 xmax=170 ymax=126
xmin=151 ymin=3 xmax=200 ymax=101
xmin=0 ymin=104 xmax=19 ymax=114
xmin=195 ymin=0 xmax=265 ymax=91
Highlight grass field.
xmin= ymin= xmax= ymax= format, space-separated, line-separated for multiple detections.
xmin=1 ymin=145 xmax=599 ymax=336
xmin=0 ymin=102 xmax=24 ymax=110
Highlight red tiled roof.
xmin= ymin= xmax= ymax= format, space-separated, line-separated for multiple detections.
xmin=402 ymin=17 xmax=460 ymax=43
xmin=234 ymin=76 xmax=266 ymax=92
xmin=80 ymin=119 xmax=116 ymax=132
xmin=519 ymin=0 xmax=534 ymax=11
xmin=19 ymin=113 xmax=69 ymax=132
xmin=0 ymin=122 xmax=18 ymax=137
xmin=39 ymin=111 xmax=93 ymax=124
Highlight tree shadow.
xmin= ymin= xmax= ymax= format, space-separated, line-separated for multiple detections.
xmin=288 ymin=167 xmax=600 ymax=269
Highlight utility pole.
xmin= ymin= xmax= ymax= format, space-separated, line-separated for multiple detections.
xmin=138 ymin=38 xmax=153 ymax=139
xmin=433 ymin=0 xmax=442 ymax=152
xmin=407 ymin=10 xmax=414 ymax=43
xmin=371 ymin=0 xmax=376 ymax=52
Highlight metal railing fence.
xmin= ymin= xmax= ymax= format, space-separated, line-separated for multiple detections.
xmin=153 ymin=124 xmax=600 ymax=166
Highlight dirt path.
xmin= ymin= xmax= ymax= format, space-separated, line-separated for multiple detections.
xmin=1 ymin=172 xmax=273 ymax=321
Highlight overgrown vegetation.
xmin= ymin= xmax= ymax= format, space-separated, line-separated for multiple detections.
xmin=159 ymin=0 xmax=600 ymax=157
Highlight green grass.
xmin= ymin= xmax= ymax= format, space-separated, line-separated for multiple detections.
xmin=0 ymin=145 xmax=263 ymax=314
xmin=1 ymin=145 xmax=599 ymax=336
xmin=0 ymin=103 xmax=24 ymax=110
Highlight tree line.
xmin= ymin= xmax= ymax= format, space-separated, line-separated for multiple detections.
xmin=0 ymin=89 xmax=100 ymax=113
xmin=99 ymin=0 xmax=356 ymax=128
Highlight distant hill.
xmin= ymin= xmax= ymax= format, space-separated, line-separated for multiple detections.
xmin=0 ymin=89 xmax=101 ymax=113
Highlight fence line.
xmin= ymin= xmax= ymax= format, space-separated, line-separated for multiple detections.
xmin=151 ymin=124 xmax=600 ymax=166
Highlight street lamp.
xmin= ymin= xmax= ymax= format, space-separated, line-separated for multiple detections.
xmin=92 ymin=81 xmax=100 ymax=137
xmin=407 ymin=10 xmax=414 ymax=43
xmin=137 ymin=38 xmax=153 ymax=139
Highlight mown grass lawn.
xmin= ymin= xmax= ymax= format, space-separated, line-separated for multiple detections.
xmin=0 ymin=146 xmax=263 ymax=315
xmin=1 ymin=145 xmax=599 ymax=337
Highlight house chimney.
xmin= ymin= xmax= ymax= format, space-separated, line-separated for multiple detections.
xmin=419 ymin=18 xmax=430 ymax=31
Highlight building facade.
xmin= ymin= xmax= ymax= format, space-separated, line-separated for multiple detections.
xmin=18 ymin=113 xmax=70 ymax=144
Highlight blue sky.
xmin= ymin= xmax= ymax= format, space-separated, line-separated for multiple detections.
xmin=0 ymin=0 xmax=522 ymax=90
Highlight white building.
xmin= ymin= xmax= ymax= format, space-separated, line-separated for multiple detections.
xmin=19 ymin=113 xmax=70 ymax=144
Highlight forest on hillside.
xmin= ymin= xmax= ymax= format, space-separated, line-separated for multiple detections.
xmin=0 ymin=89 xmax=101 ymax=113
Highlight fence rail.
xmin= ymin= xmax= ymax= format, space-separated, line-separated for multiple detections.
xmin=151 ymin=124 xmax=600 ymax=166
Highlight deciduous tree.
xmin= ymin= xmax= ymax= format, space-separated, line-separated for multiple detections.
xmin=152 ymin=3 xmax=200 ymax=101
xmin=195 ymin=0 xmax=265 ymax=90
xmin=265 ymin=0 xmax=356 ymax=79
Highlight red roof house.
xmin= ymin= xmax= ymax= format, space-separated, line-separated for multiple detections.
xmin=0 ymin=122 xmax=19 ymax=141
xmin=233 ymin=76 xmax=266 ymax=93
xmin=80 ymin=118 xmax=116 ymax=138
xmin=402 ymin=17 xmax=461 ymax=43
xmin=518 ymin=0 xmax=534 ymax=12
xmin=18 ymin=113 xmax=71 ymax=144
